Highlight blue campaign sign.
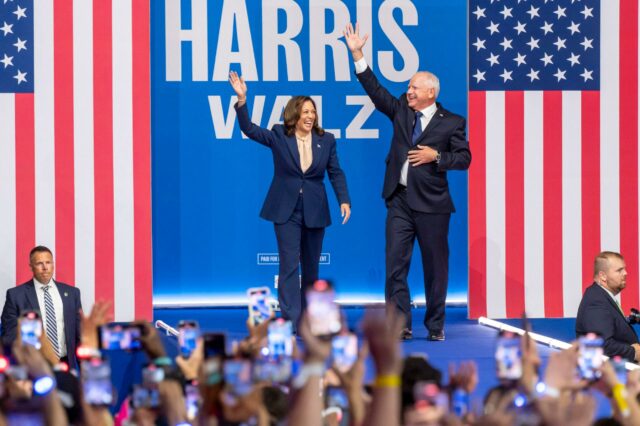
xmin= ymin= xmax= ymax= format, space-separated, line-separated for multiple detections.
xmin=151 ymin=0 xmax=468 ymax=305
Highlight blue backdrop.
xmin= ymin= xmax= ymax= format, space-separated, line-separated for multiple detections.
xmin=151 ymin=0 xmax=468 ymax=305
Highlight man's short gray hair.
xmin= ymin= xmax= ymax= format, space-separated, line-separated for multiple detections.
xmin=422 ymin=71 xmax=440 ymax=99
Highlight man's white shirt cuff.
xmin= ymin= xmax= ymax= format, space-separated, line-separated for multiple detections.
xmin=354 ymin=57 xmax=368 ymax=74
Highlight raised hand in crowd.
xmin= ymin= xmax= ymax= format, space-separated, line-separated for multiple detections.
xmin=329 ymin=341 xmax=369 ymax=426
xmin=220 ymin=383 xmax=270 ymax=426
xmin=477 ymin=386 xmax=518 ymax=426
xmin=448 ymin=361 xmax=479 ymax=395
xmin=78 ymin=303 xmax=113 ymax=426
xmin=534 ymin=343 xmax=594 ymax=426
xmin=626 ymin=368 xmax=640 ymax=397
xmin=12 ymin=343 xmax=67 ymax=425
xmin=286 ymin=312 xmax=332 ymax=426
xmin=591 ymin=359 xmax=640 ymax=426
xmin=13 ymin=316 xmax=59 ymax=366
xmin=519 ymin=330 xmax=541 ymax=396
xmin=158 ymin=379 xmax=189 ymax=426
xmin=535 ymin=390 xmax=596 ymax=426
xmin=176 ymin=338 xmax=204 ymax=382
xmin=543 ymin=343 xmax=588 ymax=394
xmin=80 ymin=300 xmax=112 ymax=350
xmin=234 ymin=313 xmax=275 ymax=358
xmin=362 ymin=308 xmax=404 ymax=426
xmin=134 ymin=320 xmax=167 ymax=360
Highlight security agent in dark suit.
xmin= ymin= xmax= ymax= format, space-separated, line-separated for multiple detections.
xmin=1 ymin=246 xmax=82 ymax=369
xmin=229 ymin=72 xmax=351 ymax=329
xmin=344 ymin=24 xmax=471 ymax=341
xmin=576 ymin=251 xmax=640 ymax=362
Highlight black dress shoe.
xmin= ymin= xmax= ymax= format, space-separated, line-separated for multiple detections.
xmin=427 ymin=331 xmax=445 ymax=341
xmin=400 ymin=328 xmax=413 ymax=340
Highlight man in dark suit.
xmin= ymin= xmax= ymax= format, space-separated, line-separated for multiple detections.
xmin=576 ymin=251 xmax=640 ymax=362
xmin=344 ymin=24 xmax=471 ymax=341
xmin=1 ymin=246 xmax=82 ymax=368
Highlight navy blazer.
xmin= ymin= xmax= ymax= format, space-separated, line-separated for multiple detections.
xmin=235 ymin=102 xmax=350 ymax=228
xmin=1 ymin=280 xmax=82 ymax=369
xmin=575 ymin=283 xmax=639 ymax=361
xmin=356 ymin=67 xmax=471 ymax=213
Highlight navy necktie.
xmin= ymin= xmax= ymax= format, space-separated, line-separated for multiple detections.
xmin=412 ymin=111 xmax=423 ymax=145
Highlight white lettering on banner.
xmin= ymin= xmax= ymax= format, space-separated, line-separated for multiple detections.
xmin=346 ymin=96 xmax=378 ymax=139
xmin=211 ymin=0 xmax=259 ymax=81
xmin=356 ymin=0 xmax=374 ymax=67
xmin=165 ymin=0 xmax=208 ymax=81
xmin=208 ymin=95 xmax=379 ymax=140
xmin=311 ymin=96 xmax=341 ymax=138
xmin=262 ymin=0 xmax=304 ymax=81
xmin=257 ymin=253 xmax=331 ymax=265
xmin=309 ymin=0 xmax=351 ymax=81
xmin=378 ymin=0 xmax=419 ymax=82
xmin=208 ymin=96 xmax=238 ymax=139
xmin=266 ymin=96 xmax=292 ymax=131
xmin=209 ymin=95 xmax=279 ymax=140
xmin=257 ymin=254 xmax=280 ymax=264
xmin=163 ymin=0 xmax=418 ymax=83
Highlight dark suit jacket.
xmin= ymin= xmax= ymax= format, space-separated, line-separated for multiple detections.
xmin=355 ymin=67 xmax=471 ymax=213
xmin=1 ymin=280 xmax=82 ymax=369
xmin=575 ymin=282 xmax=638 ymax=361
xmin=235 ymin=102 xmax=350 ymax=227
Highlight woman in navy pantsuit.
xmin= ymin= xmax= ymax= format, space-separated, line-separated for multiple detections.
xmin=229 ymin=72 xmax=351 ymax=329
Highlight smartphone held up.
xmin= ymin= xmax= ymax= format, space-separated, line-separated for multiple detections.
xmin=495 ymin=331 xmax=522 ymax=381
xmin=178 ymin=320 xmax=200 ymax=358
xmin=20 ymin=311 xmax=42 ymax=350
xmin=99 ymin=323 xmax=143 ymax=351
xmin=578 ymin=333 xmax=604 ymax=381
xmin=306 ymin=280 xmax=342 ymax=338
xmin=247 ymin=287 xmax=273 ymax=326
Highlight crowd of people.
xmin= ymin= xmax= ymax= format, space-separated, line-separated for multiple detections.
xmin=0 ymin=290 xmax=639 ymax=426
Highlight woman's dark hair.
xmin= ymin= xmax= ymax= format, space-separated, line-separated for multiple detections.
xmin=283 ymin=96 xmax=325 ymax=137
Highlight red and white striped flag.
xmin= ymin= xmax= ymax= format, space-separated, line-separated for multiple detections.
xmin=468 ymin=0 xmax=639 ymax=318
xmin=0 ymin=0 xmax=152 ymax=321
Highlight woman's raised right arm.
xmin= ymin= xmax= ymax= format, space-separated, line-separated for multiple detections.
xmin=229 ymin=71 xmax=275 ymax=147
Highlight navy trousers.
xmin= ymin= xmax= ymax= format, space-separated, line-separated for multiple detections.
xmin=385 ymin=188 xmax=450 ymax=333
xmin=274 ymin=194 xmax=325 ymax=329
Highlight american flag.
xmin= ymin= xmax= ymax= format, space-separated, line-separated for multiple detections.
xmin=0 ymin=0 xmax=152 ymax=320
xmin=467 ymin=0 xmax=640 ymax=319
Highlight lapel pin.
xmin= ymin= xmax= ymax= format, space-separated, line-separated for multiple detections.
xmin=64 ymin=292 xmax=68 ymax=297
xmin=439 ymin=113 xmax=444 ymax=117
xmin=317 ymin=144 xmax=320 ymax=148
